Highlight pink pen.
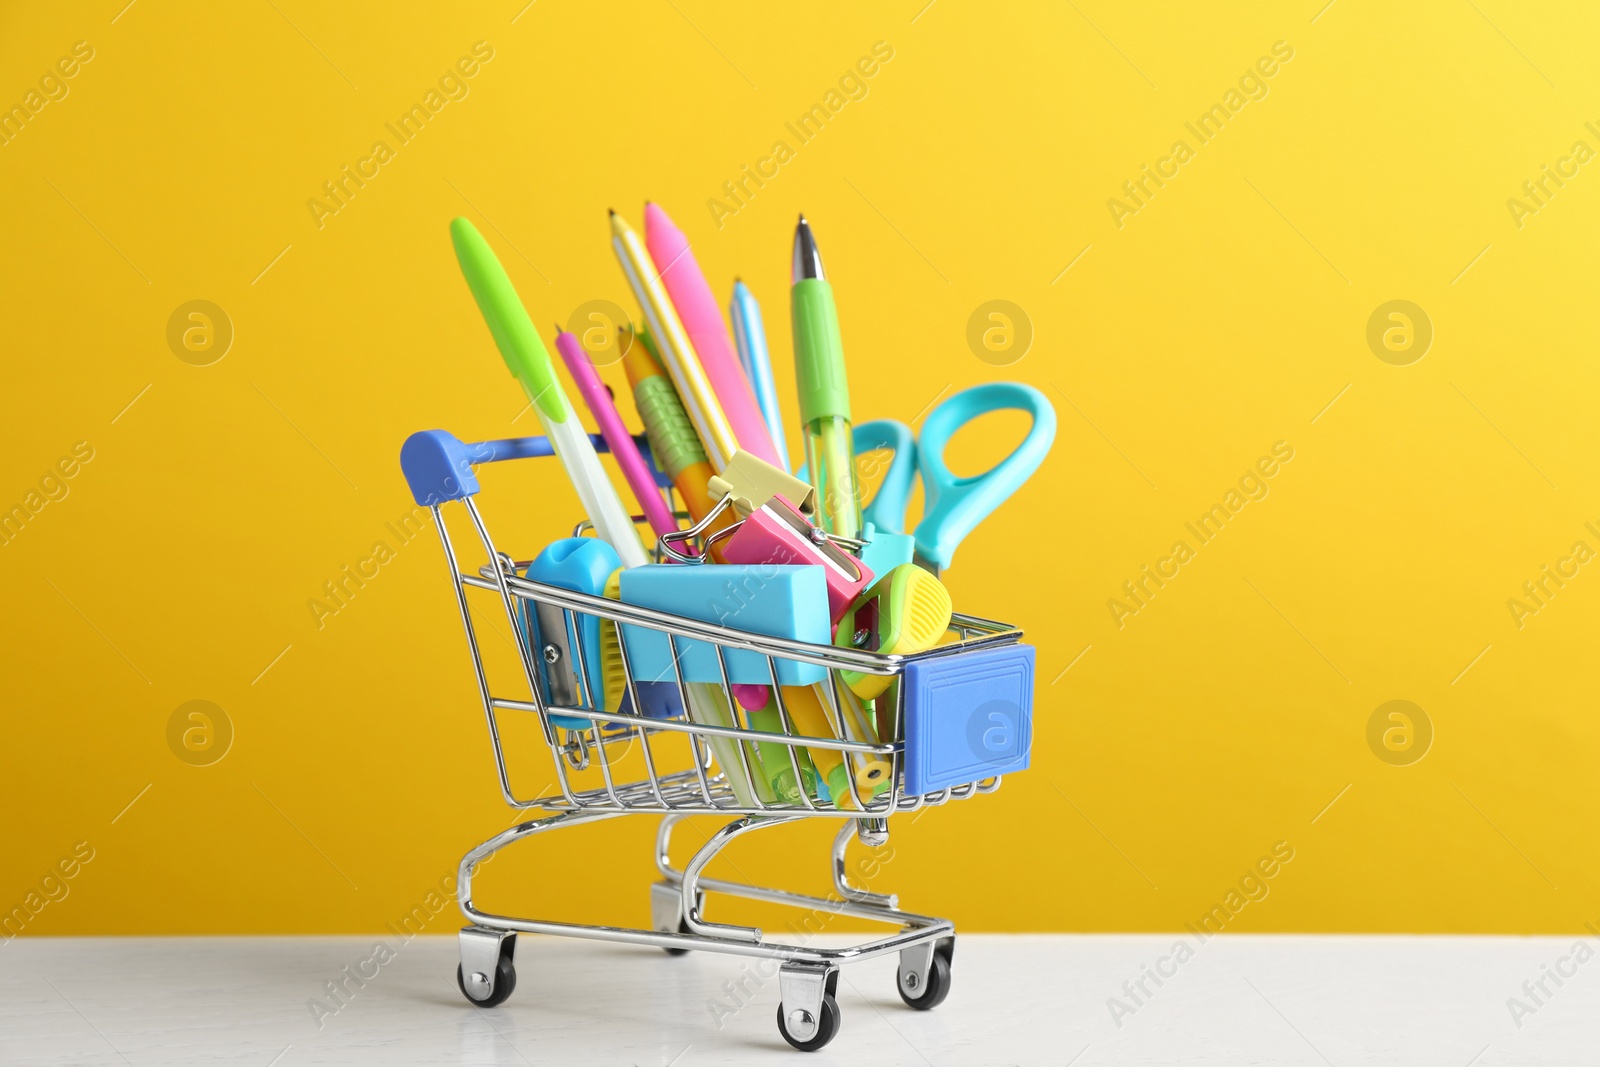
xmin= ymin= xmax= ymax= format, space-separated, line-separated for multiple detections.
xmin=554 ymin=327 xmax=680 ymax=542
xmin=643 ymin=202 xmax=783 ymax=469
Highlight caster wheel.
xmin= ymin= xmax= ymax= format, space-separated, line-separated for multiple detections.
xmin=777 ymin=994 xmax=840 ymax=1052
xmin=897 ymin=950 xmax=951 ymax=1010
xmin=663 ymin=919 xmax=692 ymax=956
xmin=456 ymin=951 xmax=516 ymax=1008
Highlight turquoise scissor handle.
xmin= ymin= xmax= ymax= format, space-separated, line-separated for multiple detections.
xmin=914 ymin=383 xmax=1056 ymax=571
xmin=852 ymin=419 xmax=918 ymax=535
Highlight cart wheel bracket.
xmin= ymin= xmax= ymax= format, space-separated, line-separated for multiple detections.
xmin=897 ymin=942 xmax=936 ymax=1001
xmin=896 ymin=937 xmax=953 ymax=1010
xmin=778 ymin=962 xmax=839 ymax=1044
xmin=459 ymin=925 xmax=516 ymax=1002
xmin=650 ymin=880 xmax=683 ymax=935
xmin=651 ymin=880 xmax=703 ymax=954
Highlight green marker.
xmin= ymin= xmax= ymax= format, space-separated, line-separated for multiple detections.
xmin=749 ymin=704 xmax=819 ymax=802
xmin=450 ymin=217 xmax=647 ymax=568
xmin=791 ymin=215 xmax=862 ymax=541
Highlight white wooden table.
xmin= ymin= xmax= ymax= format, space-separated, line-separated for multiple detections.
xmin=0 ymin=935 xmax=1589 ymax=1064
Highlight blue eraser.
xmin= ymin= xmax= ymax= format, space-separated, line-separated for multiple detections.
xmin=618 ymin=565 xmax=829 ymax=687
xmin=859 ymin=522 xmax=915 ymax=576
xmin=903 ymin=643 xmax=1035 ymax=795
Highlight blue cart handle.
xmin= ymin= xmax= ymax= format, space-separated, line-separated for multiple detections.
xmin=400 ymin=429 xmax=668 ymax=507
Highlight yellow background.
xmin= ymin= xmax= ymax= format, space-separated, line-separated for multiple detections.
xmin=3 ymin=0 xmax=1598 ymax=938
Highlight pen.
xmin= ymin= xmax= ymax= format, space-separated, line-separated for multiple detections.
xmin=776 ymin=685 xmax=852 ymax=807
xmin=620 ymin=325 xmax=721 ymax=524
xmin=774 ymin=683 xmax=888 ymax=808
xmin=748 ymin=702 xmax=816 ymax=801
xmin=643 ymin=202 xmax=782 ymax=468
xmin=830 ymin=675 xmax=891 ymax=799
xmin=690 ymin=681 xmax=770 ymax=807
xmin=450 ymin=217 xmax=648 ymax=569
xmin=790 ymin=215 xmax=863 ymax=540
xmin=553 ymin=325 xmax=678 ymax=540
xmin=610 ymin=209 xmax=738 ymax=471
xmin=730 ymin=279 xmax=790 ymax=472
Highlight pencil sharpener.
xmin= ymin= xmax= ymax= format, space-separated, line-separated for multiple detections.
xmin=834 ymin=563 xmax=953 ymax=700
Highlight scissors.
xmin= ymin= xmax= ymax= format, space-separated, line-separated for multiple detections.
xmin=851 ymin=383 xmax=1055 ymax=576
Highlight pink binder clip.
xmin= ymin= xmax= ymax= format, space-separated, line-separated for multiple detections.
xmin=718 ymin=494 xmax=874 ymax=624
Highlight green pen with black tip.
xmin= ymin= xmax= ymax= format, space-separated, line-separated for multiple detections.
xmin=790 ymin=214 xmax=863 ymax=541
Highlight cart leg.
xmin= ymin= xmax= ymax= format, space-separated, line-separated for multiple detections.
xmin=856 ymin=816 xmax=889 ymax=847
xmin=777 ymin=962 xmax=841 ymax=1051
xmin=457 ymin=926 xmax=517 ymax=1007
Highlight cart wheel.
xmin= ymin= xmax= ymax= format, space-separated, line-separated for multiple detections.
xmin=897 ymin=950 xmax=951 ymax=1010
xmin=456 ymin=952 xmax=516 ymax=1008
xmin=663 ymin=918 xmax=692 ymax=956
xmin=776 ymin=995 xmax=840 ymax=1052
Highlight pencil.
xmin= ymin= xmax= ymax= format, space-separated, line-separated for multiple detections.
xmin=620 ymin=325 xmax=720 ymax=524
xmin=609 ymin=209 xmax=738 ymax=471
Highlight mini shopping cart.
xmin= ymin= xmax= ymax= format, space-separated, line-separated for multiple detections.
xmin=400 ymin=428 xmax=1037 ymax=1052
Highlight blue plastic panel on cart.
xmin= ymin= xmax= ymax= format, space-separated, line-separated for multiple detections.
xmin=618 ymin=565 xmax=829 ymax=687
xmin=902 ymin=643 xmax=1034 ymax=795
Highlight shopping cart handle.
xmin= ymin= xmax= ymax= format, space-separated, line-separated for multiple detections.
xmin=400 ymin=429 xmax=668 ymax=506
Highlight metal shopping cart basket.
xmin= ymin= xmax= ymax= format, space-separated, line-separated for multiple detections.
xmin=400 ymin=428 xmax=1037 ymax=1051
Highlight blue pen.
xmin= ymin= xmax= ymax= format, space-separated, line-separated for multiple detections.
xmin=730 ymin=279 xmax=791 ymax=472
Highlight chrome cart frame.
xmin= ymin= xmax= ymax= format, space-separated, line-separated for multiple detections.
xmin=406 ymin=431 xmax=1027 ymax=1051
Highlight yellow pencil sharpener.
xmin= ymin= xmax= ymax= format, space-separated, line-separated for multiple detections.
xmin=834 ymin=563 xmax=953 ymax=700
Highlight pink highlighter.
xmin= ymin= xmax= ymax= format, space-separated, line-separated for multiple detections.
xmin=554 ymin=328 xmax=680 ymax=543
xmin=643 ymin=202 xmax=784 ymax=470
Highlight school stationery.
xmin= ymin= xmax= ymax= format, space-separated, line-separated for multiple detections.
xmin=450 ymin=218 xmax=648 ymax=568
xmin=553 ymin=327 xmax=678 ymax=539
xmin=834 ymin=563 xmax=953 ymax=699
xmin=620 ymin=325 xmax=720 ymax=524
xmin=610 ymin=209 xmax=739 ymax=470
xmin=847 ymin=383 xmax=1057 ymax=575
xmin=643 ymin=202 xmax=783 ymax=468
xmin=525 ymin=538 xmax=622 ymax=730
xmin=791 ymin=214 xmax=863 ymax=540
xmin=730 ymin=279 xmax=791 ymax=471
xmin=616 ymin=564 xmax=830 ymax=688
xmin=718 ymin=493 xmax=873 ymax=623
xmin=705 ymin=449 xmax=816 ymax=521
